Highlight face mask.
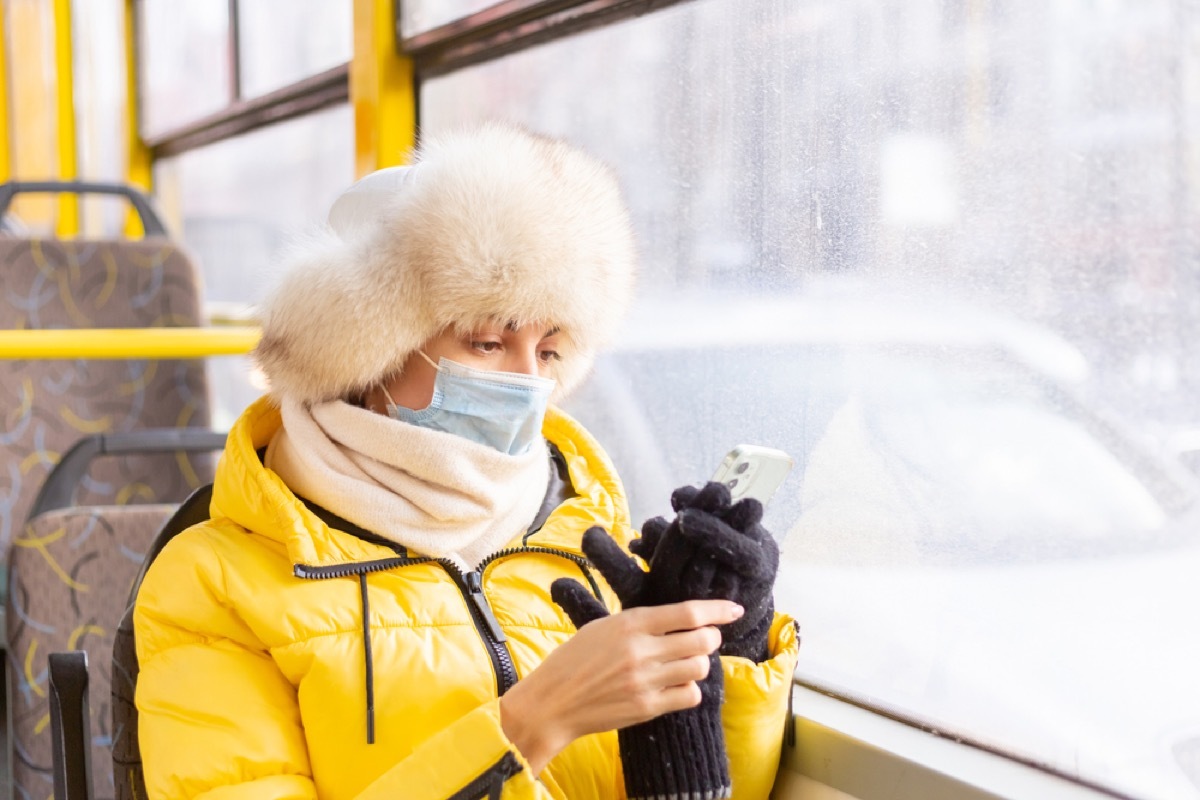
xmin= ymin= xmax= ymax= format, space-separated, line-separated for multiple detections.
xmin=383 ymin=352 xmax=556 ymax=456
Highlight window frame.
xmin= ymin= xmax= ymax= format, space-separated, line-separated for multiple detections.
xmin=144 ymin=63 xmax=348 ymax=158
xmin=782 ymin=683 xmax=1138 ymax=800
xmin=397 ymin=0 xmax=693 ymax=77
xmin=133 ymin=0 xmax=351 ymax=159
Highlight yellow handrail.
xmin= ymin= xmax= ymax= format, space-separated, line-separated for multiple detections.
xmin=0 ymin=327 xmax=261 ymax=359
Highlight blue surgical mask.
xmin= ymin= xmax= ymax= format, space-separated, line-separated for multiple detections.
xmin=384 ymin=352 xmax=555 ymax=456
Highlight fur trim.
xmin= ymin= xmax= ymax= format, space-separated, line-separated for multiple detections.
xmin=254 ymin=123 xmax=637 ymax=405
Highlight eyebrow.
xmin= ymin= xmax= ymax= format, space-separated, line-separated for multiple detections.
xmin=504 ymin=320 xmax=560 ymax=337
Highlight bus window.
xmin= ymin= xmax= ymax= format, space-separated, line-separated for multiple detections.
xmin=138 ymin=1 xmax=233 ymax=137
xmin=422 ymin=2 xmax=1200 ymax=797
xmin=400 ymin=1 xmax=502 ymax=39
xmin=236 ymin=0 xmax=351 ymax=99
xmin=154 ymin=104 xmax=354 ymax=427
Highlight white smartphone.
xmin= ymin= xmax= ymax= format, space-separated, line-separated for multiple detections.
xmin=710 ymin=444 xmax=794 ymax=507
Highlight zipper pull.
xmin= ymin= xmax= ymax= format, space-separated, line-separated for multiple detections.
xmin=465 ymin=571 xmax=507 ymax=643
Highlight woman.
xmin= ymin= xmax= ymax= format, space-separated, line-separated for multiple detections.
xmin=134 ymin=123 xmax=799 ymax=799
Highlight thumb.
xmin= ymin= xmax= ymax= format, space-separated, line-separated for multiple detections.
xmin=550 ymin=578 xmax=611 ymax=629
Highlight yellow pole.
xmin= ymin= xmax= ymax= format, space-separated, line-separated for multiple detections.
xmin=351 ymin=0 xmax=415 ymax=177
xmin=52 ymin=0 xmax=78 ymax=236
xmin=123 ymin=0 xmax=149 ymax=237
xmin=8 ymin=0 xmax=56 ymax=228
xmin=0 ymin=327 xmax=262 ymax=359
xmin=0 ymin=4 xmax=11 ymax=182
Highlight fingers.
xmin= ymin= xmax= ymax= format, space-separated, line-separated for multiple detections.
xmin=656 ymin=652 xmax=712 ymax=687
xmin=631 ymin=599 xmax=743 ymax=635
xmin=720 ymin=497 xmax=764 ymax=533
xmin=581 ymin=527 xmax=646 ymax=604
xmin=655 ymin=682 xmax=703 ymax=714
xmin=674 ymin=509 xmax=768 ymax=569
xmin=654 ymin=625 xmax=722 ymax=662
xmin=670 ymin=481 xmax=732 ymax=514
xmin=693 ymin=481 xmax=732 ymax=512
xmin=629 ymin=516 xmax=668 ymax=560
xmin=670 ymin=484 xmax=700 ymax=512
xmin=550 ymin=578 xmax=610 ymax=629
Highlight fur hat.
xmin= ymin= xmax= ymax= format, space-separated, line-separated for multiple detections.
xmin=254 ymin=122 xmax=637 ymax=405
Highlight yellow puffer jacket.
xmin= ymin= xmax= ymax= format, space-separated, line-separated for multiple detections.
xmin=135 ymin=396 xmax=799 ymax=799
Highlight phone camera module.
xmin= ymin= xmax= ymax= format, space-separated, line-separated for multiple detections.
xmin=726 ymin=478 xmax=739 ymax=489
xmin=735 ymin=462 xmax=750 ymax=474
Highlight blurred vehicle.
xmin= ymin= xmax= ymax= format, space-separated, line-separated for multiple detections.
xmin=564 ymin=287 xmax=1200 ymax=800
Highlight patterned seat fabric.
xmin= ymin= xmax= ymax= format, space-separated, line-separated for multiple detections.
xmin=2 ymin=235 xmax=216 ymax=800
xmin=8 ymin=505 xmax=175 ymax=799
xmin=0 ymin=237 xmax=214 ymax=561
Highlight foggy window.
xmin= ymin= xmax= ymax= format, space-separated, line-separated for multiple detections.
xmin=421 ymin=1 xmax=1200 ymax=796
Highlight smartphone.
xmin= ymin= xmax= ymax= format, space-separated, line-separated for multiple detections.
xmin=710 ymin=444 xmax=794 ymax=507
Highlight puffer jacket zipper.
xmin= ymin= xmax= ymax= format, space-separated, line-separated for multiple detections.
xmin=478 ymin=546 xmax=604 ymax=601
xmin=435 ymin=545 xmax=609 ymax=696
xmin=443 ymin=563 xmax=518 ymax=696
xmin=293 ymin=544 xmax=606 ymax=740
xmin=448 ymin=752 xmax=523 ymax=800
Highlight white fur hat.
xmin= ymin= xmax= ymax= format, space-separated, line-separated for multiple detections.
xmin=254 ymin=123 xmax=637 ymax=405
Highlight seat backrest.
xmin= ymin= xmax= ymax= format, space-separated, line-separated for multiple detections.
xmin=9 ymin=504 xmax=178 ymax=799
xmin=0 ymin=181 xmax=214 ymax=582
xmin=6 ymin=430 xmax=225 ymax=800
xmin=0 ymin=235 xmax=215 ymax=554
xmin=111 ymin=485 xmax=214 ymax=800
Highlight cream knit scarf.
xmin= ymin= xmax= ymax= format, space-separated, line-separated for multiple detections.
xmin=265 ymin=397 xmax=550 ymax=571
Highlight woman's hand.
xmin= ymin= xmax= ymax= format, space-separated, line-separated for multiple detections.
xmin=499 ymin=599 xmax=743 ymax=775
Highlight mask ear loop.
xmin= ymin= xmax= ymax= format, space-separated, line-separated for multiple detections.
xmin=379 ymin=382 xmax=402 ymax=415
xmin=379 ymin=351 xmax=440 ymax=415
xmin=417 ymin=350 xmax=441 ymax=371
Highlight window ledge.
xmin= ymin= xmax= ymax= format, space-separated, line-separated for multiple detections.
xmin=779 ymin=683 xmax=1135 ymax=800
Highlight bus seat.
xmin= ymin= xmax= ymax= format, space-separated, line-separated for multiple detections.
xmin=38 ymin=483 xmax=212 ymax=800
xmin=8 ymin=431 xmax=225 ymax=800
xmin=0 ymin=181 xmax=214 ymax=612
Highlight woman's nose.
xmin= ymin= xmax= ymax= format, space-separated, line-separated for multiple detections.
xmin=509 ymin=346 xmax=540 ymax=375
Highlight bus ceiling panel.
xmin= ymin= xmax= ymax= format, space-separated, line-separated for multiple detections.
xmin=145 ymin=64 xmax=350 ymax=159
xmin=401 ymin=0 xmax=692 ymax=77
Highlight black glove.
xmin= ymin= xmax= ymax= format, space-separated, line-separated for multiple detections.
xmin=550 ymin=482 xmax=779 ymax=800
xmin=635 ymin=482 xmax=779 ymax=662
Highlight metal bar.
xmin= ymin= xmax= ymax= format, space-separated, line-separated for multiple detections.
xmin=228 ymin=0 xmax=242 ymax=102
xmin=401 ymin=0 xmax=690 ymax=77
xmin=52 ymin=0 xmax=78 ymax=236
xmin=0 ymin=180 xmax=167 ymax=236
xmin=401 ymin=0 xmax=582 ymax=53
xmin=0 ymin=3 xmax=11 ymax=182
xmin=145 ymin=64 xmax=350 ymax=159
xmin=353 ymin=0 xmax=415 ymax=176
xmin=0 ymin=327 xmax=261 ymax=359
xmin=124 ymin=0 xmax=150 ymax=236
xmin=31 ymin=429 xmax=228 ymax=518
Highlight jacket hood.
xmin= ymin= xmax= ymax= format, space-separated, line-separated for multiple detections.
xmin=211 ymin=395 xmax=632 ymax=568
xmin=253 ymin=122 xmax=637 ymax=406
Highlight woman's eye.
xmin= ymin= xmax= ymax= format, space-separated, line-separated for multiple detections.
xmin=539 ymin=350 xmax=562 ymax=363
xmin=471 ymin=341 xmax=501 ymax=354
